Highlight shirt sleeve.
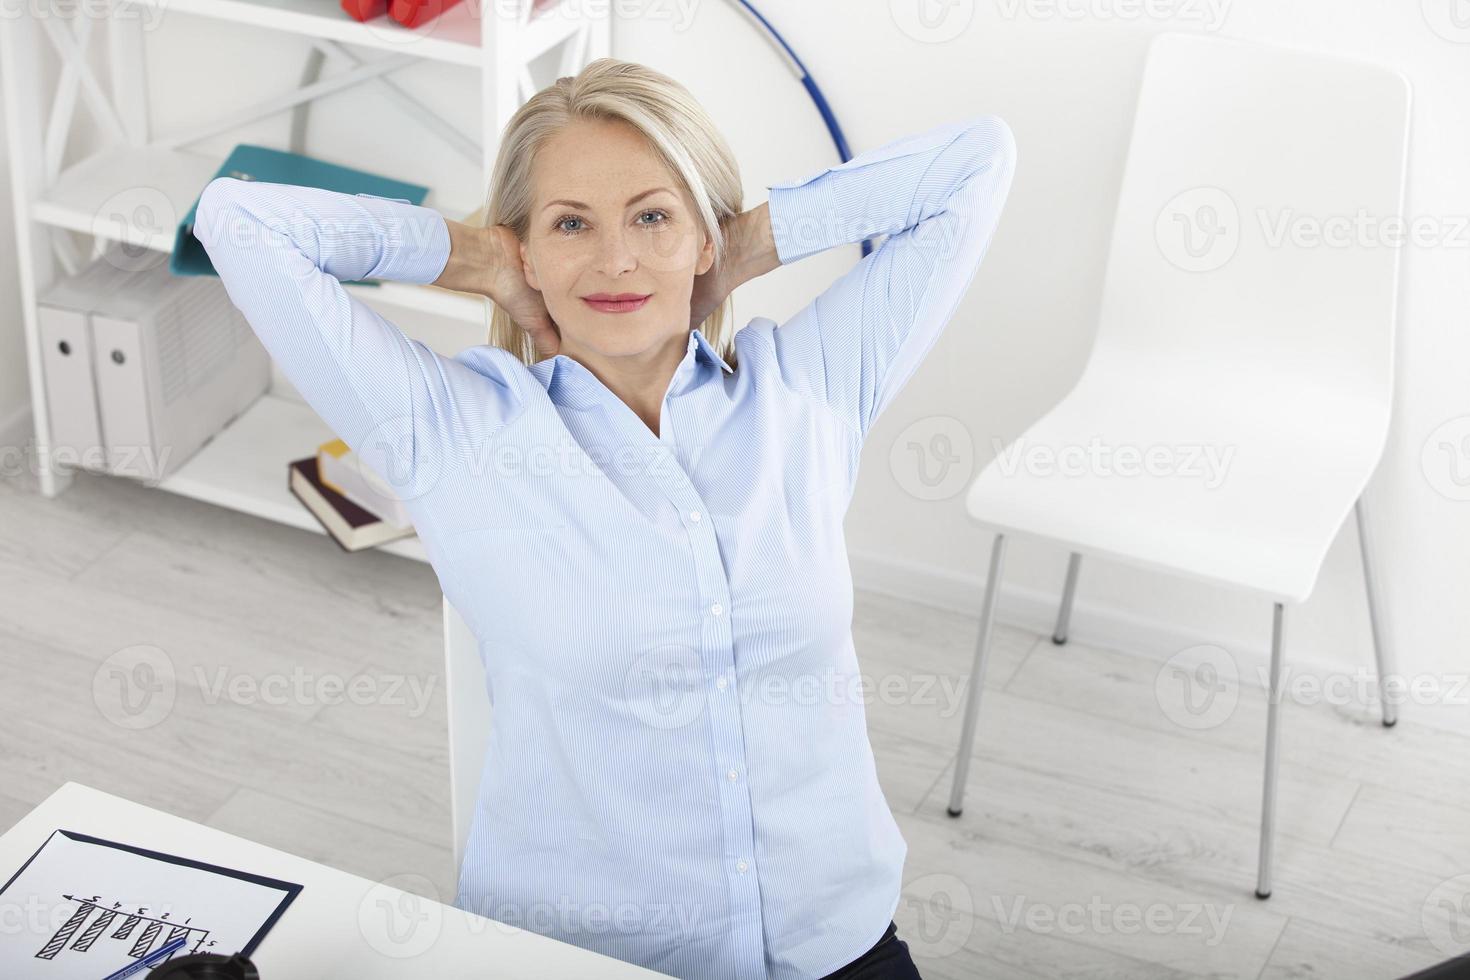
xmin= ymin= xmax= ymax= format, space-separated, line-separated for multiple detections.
xmin=763 ymin=113 xmax=1017 ymax=441
xmin=192 ymin=177 xmax=524 ymax=502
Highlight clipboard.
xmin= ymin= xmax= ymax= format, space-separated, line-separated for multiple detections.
xmin=0 ymin=828 xmax=302 ymax=975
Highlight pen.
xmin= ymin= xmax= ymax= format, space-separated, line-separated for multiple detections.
xmin=100 ymin=935 xmax=188 ymax=980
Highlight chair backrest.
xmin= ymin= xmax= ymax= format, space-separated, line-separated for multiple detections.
xmin=1094 ymin=33 xmax=1411 ymax=402
xmin=444 ymin=597 xmax=491 ymax=876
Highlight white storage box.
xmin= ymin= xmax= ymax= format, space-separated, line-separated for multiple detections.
xmin=37 ymin=247 xmax=270 ymax=483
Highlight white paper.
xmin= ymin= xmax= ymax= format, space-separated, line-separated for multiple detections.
xmin=0 ymin=830 xmax=299 ymax=979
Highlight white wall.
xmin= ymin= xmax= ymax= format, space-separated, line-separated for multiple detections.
xmin=616 ymin=0 xmax=1470 ymax=732
xmin=4 ymin=1 xmax=1466 ymax=729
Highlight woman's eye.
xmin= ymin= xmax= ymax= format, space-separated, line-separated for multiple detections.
xmin=555 ymin=210 xmax=668 ymax=236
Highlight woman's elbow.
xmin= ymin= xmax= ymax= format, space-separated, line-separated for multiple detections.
xmin=193 ymin=176 xmax=258 ymax=252
xmin=962 ymin=113 xmax=1018 ymax=186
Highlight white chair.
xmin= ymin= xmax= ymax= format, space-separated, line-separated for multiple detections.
xmin=445 ymin=597 xmax=491 ymax=877
xmin=948 ymin=32 xmax=1411 ymax=900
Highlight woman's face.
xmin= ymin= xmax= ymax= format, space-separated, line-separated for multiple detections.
xmin=519 ymin=116 xmax=715 ymax=367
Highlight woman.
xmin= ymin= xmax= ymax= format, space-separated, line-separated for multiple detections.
xmin=194 ymin=58 xmax=1015 ymax=980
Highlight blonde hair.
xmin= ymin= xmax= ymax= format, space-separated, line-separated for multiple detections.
xmin=477 ymin=58 xmax=743 ymax=371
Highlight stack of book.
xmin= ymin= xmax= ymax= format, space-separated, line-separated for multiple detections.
xmin=288 ymin=439 xmax=417 ymax=552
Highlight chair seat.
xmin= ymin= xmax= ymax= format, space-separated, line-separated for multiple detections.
xmin=965 ymin=349 xmax=1387 ymax=603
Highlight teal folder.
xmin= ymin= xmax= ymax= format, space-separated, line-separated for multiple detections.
xmin=170 ymin=144 xmax=431 ymax=286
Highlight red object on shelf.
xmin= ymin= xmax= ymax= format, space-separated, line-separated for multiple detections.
xmin=388 ymin=0 xmax=465 ymax=28
xmin=340 ymin=0 xmax=388 ymax=21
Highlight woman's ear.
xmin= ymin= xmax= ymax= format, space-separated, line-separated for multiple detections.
xmin=520 ymin=238 xmax=540 ymax=291
xmin=695 ymin=228 xmax=716 ymax=277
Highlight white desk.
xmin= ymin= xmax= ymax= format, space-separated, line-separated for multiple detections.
xmin=0 ymin=783 xmax=672 ymax=979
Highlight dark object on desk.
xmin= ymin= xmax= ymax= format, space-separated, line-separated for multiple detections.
xmin=146 ymin=951 xmax=259 ymax=979
xmin=1398 ymin=952 xmax=1470 ymax=979
xmin=170 ymin=144 xmax=430 ymax=281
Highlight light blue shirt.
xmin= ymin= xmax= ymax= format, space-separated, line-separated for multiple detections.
xmin=193 ymin=111 xmax=1015 ymax=980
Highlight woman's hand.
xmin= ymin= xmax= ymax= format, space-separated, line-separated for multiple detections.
xmin=689 ymin=204 xmax=781 ymax=331
xmin=435 ymin=219 xmax=560 ymax=359
xmin=483 ymin=225 xmax=561 ymax=360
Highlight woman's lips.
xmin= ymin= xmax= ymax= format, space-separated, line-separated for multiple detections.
xmin=581 ymin=294 xmax=650 ymax=313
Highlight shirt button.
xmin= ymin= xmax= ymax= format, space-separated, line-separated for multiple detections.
xmin=726 ymin=768 xmax=738 ymax=781
xmin=716 ymin=676 xmax=728 ymax=691
xmin=736 ymin=859 xmax=749 ymax=874
xmin=710 ymin=602 xmax=724 ymax=617
xmin=688 ymin=509 xmax=702 ymax=523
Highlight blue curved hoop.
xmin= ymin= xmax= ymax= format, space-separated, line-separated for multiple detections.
xmin=727 ymin=1 xmax=875 ymax=258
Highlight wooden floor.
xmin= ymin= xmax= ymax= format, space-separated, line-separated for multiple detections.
xmin=2 ymin=467 xmax=1466 ymax=979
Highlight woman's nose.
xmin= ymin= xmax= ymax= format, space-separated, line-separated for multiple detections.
xmin=596 ymin=226 xmax=638 ymax=278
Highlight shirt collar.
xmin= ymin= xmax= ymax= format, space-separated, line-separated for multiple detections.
xmin=531 ymin=328 xmax=733 ymax=408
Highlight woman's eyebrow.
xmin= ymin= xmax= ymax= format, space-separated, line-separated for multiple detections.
xmin=541 ymin=187 xmax=675 ymax=212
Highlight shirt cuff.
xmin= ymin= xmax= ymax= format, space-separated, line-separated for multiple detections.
xmin=353 ymin=192 xmax=452 ymax=285
xmin=766 ymin=172 xmax=840 ymax=267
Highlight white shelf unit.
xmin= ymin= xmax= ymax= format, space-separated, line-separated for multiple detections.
xmin=1 ymin=0 xmax=610 ymax=553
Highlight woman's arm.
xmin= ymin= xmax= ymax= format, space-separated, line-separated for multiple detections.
xmin=193 ymin=178 xmax=524 ymax=503
xmin=742 ymin=114 xmax=1017 ymax=441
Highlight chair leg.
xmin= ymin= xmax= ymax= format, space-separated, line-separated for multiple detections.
xmin=1052 ymin=552 xmax=1083 ymax=645
xmin=948 ymin=532 xmax=1008 ymax=818
xmin=1256 ymin=602 xmax=1287 ymax=899
xmin=1354 ymin=498 xmax=1398 ymax=728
